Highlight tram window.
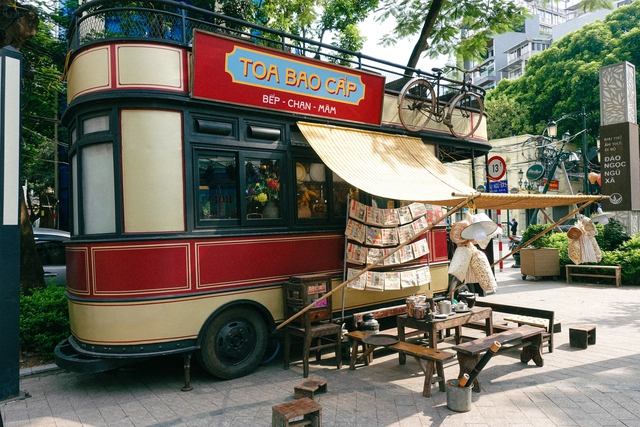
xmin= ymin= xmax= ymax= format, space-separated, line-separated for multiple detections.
xmin=295 ymin=161 xmax=327 ymax=219
xmin=245 ymin=158 xmax=281 ymax=219
xmin=82 ymin=142 xmax=116 ymax=234
xmin=83 ymin=115 xmax=109 ymax=134
xmin=198 ymin=155 xmax=238 ymax=220
xmin=333 ymin=171 xmax=354 ymax=217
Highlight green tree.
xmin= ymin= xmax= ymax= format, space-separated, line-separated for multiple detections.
xmin=375 ymin=0 xmax=612 ymax=72
xmin=258 ymin=0 xmax=378 ymax=55
xmin=484 ymin=92 xmax=535 ymax=140
xmin=490 ymin=1 xmax=640 ymax=139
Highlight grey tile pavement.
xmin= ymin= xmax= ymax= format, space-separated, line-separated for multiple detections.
xmin=3 ymin=252 xmax=640 ymax=426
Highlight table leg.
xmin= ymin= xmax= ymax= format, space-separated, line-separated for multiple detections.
xmin=455 ymin=326 xmax=462 ymax=344
xmin=398 ymin=321 xmax=406 ymax=365
xmin=485 ymin=316 xmax=493 ymax=336
xmin=429 ymin=325 xmax=437 ymax=350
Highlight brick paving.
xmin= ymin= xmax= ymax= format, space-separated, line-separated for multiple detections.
xmin=2 ymin=254 xmax=640 ymax=426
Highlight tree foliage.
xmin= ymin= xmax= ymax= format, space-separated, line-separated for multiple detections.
xmin=258 ymin=0 xmax=378 ymax=54
xmin=489 ymin=1 xmax=640 ymax=140
xmin=375 ymin=0 xmax=612 ymax=72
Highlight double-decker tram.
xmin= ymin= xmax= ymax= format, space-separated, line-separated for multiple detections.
xmin=55 ymin=0 xmax=490 ymax=379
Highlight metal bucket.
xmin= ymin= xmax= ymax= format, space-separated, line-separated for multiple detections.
xmin=446 ymin=379 xmax=472 ymax=412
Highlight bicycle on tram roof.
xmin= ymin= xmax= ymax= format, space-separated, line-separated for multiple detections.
xmin=397 ymin=65 xmax=485 ymax=139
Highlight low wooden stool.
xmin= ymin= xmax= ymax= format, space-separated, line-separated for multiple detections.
xmin=294 ymin=378 xmax=327 ymax=399
xmin=569 ymin=324 xmax=596 ymax=349
xmin=272 ymin=397 xmax=322 ymax=427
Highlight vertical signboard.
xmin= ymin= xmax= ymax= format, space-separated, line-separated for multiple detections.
xmin=599 ymin=62 xmax=640 ymax=211
xmin=600 ymin=122 xmax=640 ymax=211
xmin=0 ymin=46 xmax=22 ymax=402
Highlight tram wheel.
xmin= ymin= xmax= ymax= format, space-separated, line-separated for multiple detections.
xmin=198 ymin=307 xmax=268 ymax=380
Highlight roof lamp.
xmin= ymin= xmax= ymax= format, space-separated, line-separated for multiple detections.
xmin=547 ymin=120 xmax=558 ymax=138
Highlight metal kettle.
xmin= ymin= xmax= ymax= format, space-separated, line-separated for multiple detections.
xmin=437 ymin=300 xmax=451 ymax=314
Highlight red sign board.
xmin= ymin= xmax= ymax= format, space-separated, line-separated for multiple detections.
xmin=487 ymin=156 xmax=506 ymax=181
xmin=191 ymin=30 xmax=385 ymax=125
xmin=541 ymin=179 xmax=559 ymax=191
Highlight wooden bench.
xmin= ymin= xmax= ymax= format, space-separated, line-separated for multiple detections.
xmin=471 ymin=301 xmax=556 ymax=353
xmin=452 ymin=325 xmax=545 ymax=392
xmin=346 ymin=331 xmax=455 ymax=397
xmin=566 ymin=264 xmax=621 ymax=287
xmin=502 ymin=315 xmax=562 ymax=333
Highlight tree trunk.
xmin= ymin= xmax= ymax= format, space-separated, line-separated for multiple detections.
xmin=405 ymin=0 xmax=445 ymax=75
xmin=20 ymin=191 xmax=45 ymax=293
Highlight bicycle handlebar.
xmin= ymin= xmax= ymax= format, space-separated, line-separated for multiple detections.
xmin=445 ymin=64 xmax=484 ymax=75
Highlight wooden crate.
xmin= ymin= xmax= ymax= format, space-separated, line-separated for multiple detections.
xmin=520 ymin=248 xmax=560 ymax=279
xmin=283 ymin=274 xmax=333 ymax=325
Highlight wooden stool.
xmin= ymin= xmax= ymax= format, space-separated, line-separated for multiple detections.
xmin=272 ymin=397 xmax=322 ymax=427
xmin=294 ymin=378 xmax=327 ymax=399
xmin=569 ymin=324 xmax=596 ymax=349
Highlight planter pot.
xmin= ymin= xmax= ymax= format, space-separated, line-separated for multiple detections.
xmin=262 ymin=201 xmax=280 ymax=218
xmin=512 ymin=251 xmax=521 ymax=268
xmin=520 ymin=248 xmax=560 ymax=281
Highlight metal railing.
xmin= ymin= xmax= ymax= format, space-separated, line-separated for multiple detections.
xmin=67 ymin=0 xmax=485 ymax=100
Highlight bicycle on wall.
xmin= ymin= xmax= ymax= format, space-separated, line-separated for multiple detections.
xmin=397 ymin=65 xmax=485 ymax=139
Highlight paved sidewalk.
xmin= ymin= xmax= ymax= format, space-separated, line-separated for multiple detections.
xmin=2 ymin=260 xmax=640 ymax=427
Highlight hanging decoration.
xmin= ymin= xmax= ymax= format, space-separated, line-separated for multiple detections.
xmin=567 ymin=216 xmax=602 ymax=265
xmin=344 ymin=199 xmax=439 ymax=291
xmin=448 ymin=211 xmax=498 ymax=293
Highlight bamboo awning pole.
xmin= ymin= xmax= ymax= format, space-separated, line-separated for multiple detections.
xmin=541 ymin=209 xmax=563 ymax=233
xmin=275 ymin=196 xmax=473 ymax=331
xmin=490 ymin=200 xmax=597 ymax=268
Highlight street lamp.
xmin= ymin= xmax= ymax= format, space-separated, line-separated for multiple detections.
xmin=546 ymin=109 xmax=590 ymax=195
xmin=517 ymin=169 xmax=538 ymax=191
xmin=547 ymin=120 xmax=557 ymax=138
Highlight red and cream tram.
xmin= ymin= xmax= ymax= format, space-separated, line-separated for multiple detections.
xmin=55 ymin=0 xmax=490 ymax=379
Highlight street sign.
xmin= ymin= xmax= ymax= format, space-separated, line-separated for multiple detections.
xmin=487 ymin=179 xmax=509 ymax=193
xmin=487 ymin=156 xmax=506 ymax=181
xmin=526 ymin=164 xmax=545 ymax=180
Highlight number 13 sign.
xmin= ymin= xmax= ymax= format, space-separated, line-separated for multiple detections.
xmin=487 ymin=156 xmax=506 ymax=181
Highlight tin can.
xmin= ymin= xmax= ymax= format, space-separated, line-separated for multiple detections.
xmin=406 ymin=297 xmax=417 ymax=317
xmin=414 ymin=303 xmax=426 ymax=319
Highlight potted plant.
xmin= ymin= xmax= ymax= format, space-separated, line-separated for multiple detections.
xmin=519 ymin=224 xmax=560 ymax=281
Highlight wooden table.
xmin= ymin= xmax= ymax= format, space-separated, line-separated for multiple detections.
xmin=397 ymin=306 xmax=493 ymax=365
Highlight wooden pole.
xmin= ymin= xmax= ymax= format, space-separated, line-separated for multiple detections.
xmin=490 ymin=200 xmax=597 ymax=268
xmin=276 ymin=197 xmax=473 ymax=330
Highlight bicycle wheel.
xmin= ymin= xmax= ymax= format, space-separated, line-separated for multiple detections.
xmin=397 ymin=78 xmax=436 ymax=132
xmin=446 ymin=92 xmax=484 ymax=139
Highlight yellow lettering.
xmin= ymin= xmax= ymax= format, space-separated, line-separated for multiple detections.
xmin=347 ymin=81 xmax=357 ymax=96
xmin=253 ymin=61 xmax=267 ymax=79
xmin=309 ymin=74 xmax=321 ymax=91
xmin=239 ymin=57 xmax=252 ymax=77
xmin=266 ymin=64 xmax=280 ymax=83
xmin=296 ymin=71 xmax=308 ymax=88
xmin=285 ymin=68 xmax=297 ymax=86
xmin=335 ymin=78 xmax=346 ymax=96
xmin=325 ymin=77 xmax=336 ymax=94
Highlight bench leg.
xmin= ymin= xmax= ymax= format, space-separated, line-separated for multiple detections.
xmin=436 ymin=361 xmax=446 ymax=393
xmin=520 ymin=334 xmax=544 ymax=367
xmin=349 ymin=339 xmax=358 ymax=370
xmin=412 ymin=356 xmax=437 ymax=397
xmin=456 ymin=353 xmax=481 ymax=392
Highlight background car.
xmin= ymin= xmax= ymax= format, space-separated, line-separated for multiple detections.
xmin=34 ymin=228 xmax=70 ymax=286
xmin=557 ymin=218 xmax=577 ymax=232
